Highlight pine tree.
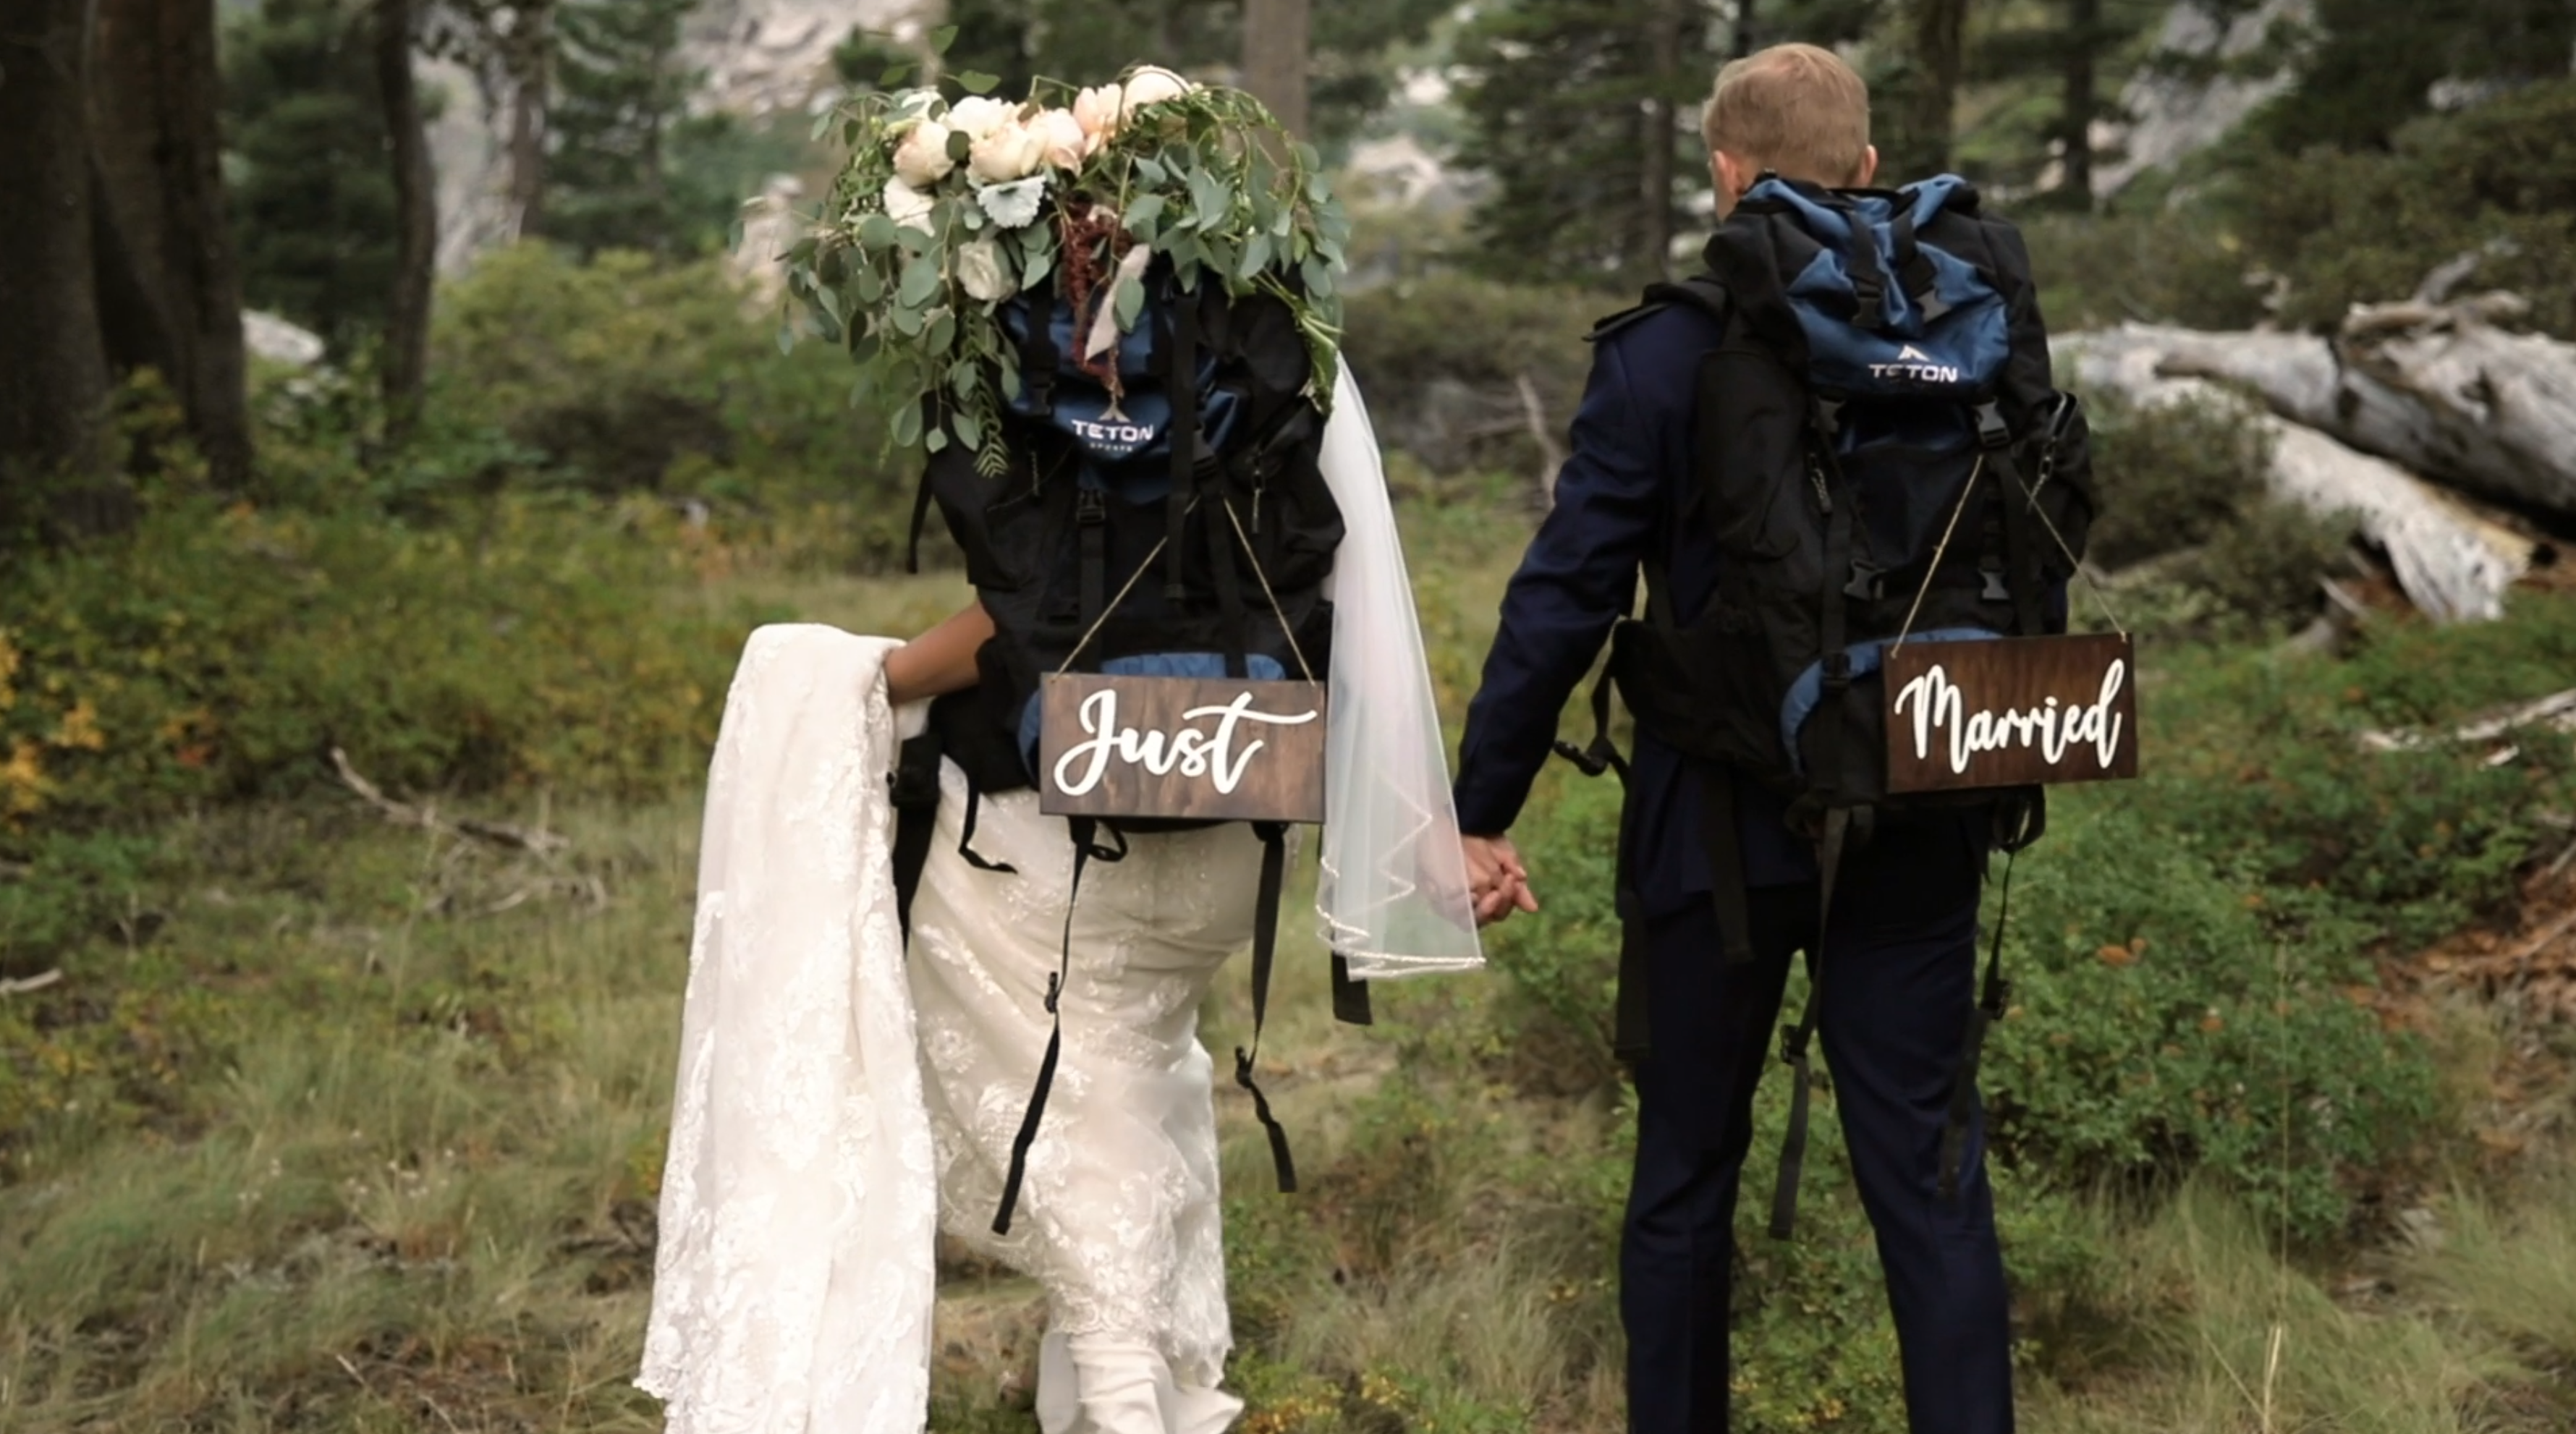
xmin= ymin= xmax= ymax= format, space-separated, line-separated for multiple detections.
xmin=224 ymin=0 xmax=402 ymax=356
xmin=544 ymin=0 xmax=702 ymax=257
xmin=1962 ymin=0 xmax=2156 ymax=200
xmin=2249 ymin=0 xmax=2576 ymax=153
xmin=1453 ymin=0 xmax=1717 ymax=288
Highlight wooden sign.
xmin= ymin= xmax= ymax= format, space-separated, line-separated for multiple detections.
xmin=1884 ymin=634 xmax=2138 ymax=794
xmin=1038 ymin=674 xmax=1329 ymax=825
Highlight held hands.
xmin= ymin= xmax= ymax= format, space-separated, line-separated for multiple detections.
xmin=1462 ymin=834 xmax=1540 ymax=929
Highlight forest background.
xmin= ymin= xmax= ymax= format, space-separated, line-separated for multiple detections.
xmin=7 ymin=1 xmax=2576 ymax=1430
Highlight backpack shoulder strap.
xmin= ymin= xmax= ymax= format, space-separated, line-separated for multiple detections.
xmin=1586 ymin=274 xmax=1732 ymax=347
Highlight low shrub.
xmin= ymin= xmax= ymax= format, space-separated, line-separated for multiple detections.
xmin=1475 ymin=593 xmax=2576 ymax=1247
xmin=1340 ymin=272 xmax=1603 ymax=478
xmin=0 ymin=491 xmax=760 ymax=973
xmin=2078 ymin=391 xmax=2354 ymax=641
xmin=423 ymin=245 xmax=917 ymax=567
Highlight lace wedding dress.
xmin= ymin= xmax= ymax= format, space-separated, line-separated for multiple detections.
xmin=641 ymin=373 xmax=1480 ymax=1434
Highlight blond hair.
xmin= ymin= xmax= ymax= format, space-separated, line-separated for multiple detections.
xmin=1700 ymin=43 xmax=1872 ymax=187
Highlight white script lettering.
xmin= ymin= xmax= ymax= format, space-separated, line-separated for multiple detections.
xmin=1052 ymin=687 xmax=1321 ymax=799
xmin=1893 ymin=658 xmax=2128 ymax=776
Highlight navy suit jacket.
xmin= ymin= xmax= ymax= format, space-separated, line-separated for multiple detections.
xmin=1452 ymin=301 xmax=1821 ymax=920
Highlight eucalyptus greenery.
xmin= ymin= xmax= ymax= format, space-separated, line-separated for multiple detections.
xmin=781 ymin=44 xmax=1354 ymax=478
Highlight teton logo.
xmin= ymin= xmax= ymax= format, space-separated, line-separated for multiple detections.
xmin=1869 ymin=341 xmax=1962 ymax=386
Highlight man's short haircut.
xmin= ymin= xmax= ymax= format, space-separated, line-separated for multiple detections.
xmin=1700 ymin=43 xmax=1873 ymax=187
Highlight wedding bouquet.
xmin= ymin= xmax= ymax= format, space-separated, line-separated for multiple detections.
xmin=785 ymin=62 xmax=1355 ymax=476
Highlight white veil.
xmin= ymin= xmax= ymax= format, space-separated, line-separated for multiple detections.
xmin=1315 ymin=370 xmax=1486 ymax=980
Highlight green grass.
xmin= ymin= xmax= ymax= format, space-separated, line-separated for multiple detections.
xmin=10 ymin=517 xmax=2576 ymax=1432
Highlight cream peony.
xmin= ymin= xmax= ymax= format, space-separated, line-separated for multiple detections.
xmin=967 ymin=118 xmax=1051 ymax=184
xmin=957 ymin=238 xmax=1016 ymax=303
xmin=1031 ymin=107 xmax=1090 ymax=170
xmin=882 ymin=176 xmax=936 ymax=233
xmin=1072 ymin=85 xmax=1123 ymax=148
xmin=891 ymin=119 xmax=957 ymax=187
xmin=944 ymin=96 xmax=1016 ymax=142
xmin=1118 ymin=66 xmax=1194 ymax=119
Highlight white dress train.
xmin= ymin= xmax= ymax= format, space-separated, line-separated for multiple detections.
xmin=907 ymin=763 xmax=1256 ymax=1434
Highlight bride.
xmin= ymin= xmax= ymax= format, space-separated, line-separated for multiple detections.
xmin=637 ymin=356 xmax=1484 ymax=1434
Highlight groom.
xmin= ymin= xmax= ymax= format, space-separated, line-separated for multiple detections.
xmin=1452 ymin=44 xmax=2014 ymax=1434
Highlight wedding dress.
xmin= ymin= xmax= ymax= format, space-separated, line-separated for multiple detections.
xmin=640 ymin=372 xmax=1478 ymax=1434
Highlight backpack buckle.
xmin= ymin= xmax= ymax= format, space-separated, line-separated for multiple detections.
xmin=1075 ymin=486 xmax=1107 ymax=525
xmin=1843 ymin=561 xmax=1887 ymax=602
xmin=1980 ymin=557 xmax=2012 ymax=603
xmin=1973 ymin=402 xmax=2012 ymax=451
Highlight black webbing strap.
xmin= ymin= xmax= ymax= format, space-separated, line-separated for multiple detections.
xmin=993 ymin=817 xmax=1125 ymax=1234
xmin=904 ymin=454 xmax=937 ymax=575
xmin=1076 ymin=482 xmax=1109 ymax=624
xmin=1824 ymin=195 xmax=1891 ymax=330
xmin=1769 ymin=805 xmax=1850 ymax=1242
xmin=1022 ymin=307 xmax=1060 ymax=417
xmin=1203 ymin=483 xmax=1251 ymax=677
xmin=1330 ymin=952 xmax=1374 ymax=1027
xmin=889 ymin=730 xmax=944 ymax=938
xmin=1237 ymin=823 xmax=1298 ymax=1194
xmin=1553 ymin=660 xmax=1631 ymax=782
xmin=957 ymin=781 xmax=1018 ymax=875
xmin=1698 ymin=764 xmax=1756 ymax=965
xmin=1612 ymin=909 xmax=1653 ymax=1065
xmin=1939 ymin=847 xmax=2016 ymax=1203
xmin=1887 ymin=209 xmax=1948 ymax=321
xmin=1978 ymin=404 xmax=2047 ymax=637
xmin=1163 ymin=296 xmax=1200 ymax=604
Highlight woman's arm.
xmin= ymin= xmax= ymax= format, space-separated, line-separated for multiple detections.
xmin=884 ymin=601 xmax=996 ymax=705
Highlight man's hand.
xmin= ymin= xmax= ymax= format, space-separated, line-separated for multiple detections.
xmin=1462 ymin=834 xmax=1540 ymax=928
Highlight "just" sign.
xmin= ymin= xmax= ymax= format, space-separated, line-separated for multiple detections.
xmin=1037 ymin=674 xmax=1329 ymax=825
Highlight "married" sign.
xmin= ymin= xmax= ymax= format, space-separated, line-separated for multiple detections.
xmin=1883 ymin=634 xmax=2139 ymax=794
xmin=1037 ymin=674 xmax=1329 ymax=824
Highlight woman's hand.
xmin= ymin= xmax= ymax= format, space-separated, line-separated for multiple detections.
xmin=885 ymin=601 xmax=996 ymax=705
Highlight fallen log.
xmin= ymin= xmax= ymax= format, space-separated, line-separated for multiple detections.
xmin=2061 ymin=328 xmax=2530 ymax=624
xmin=2094 ymin=296 xmax=2576 ymax=518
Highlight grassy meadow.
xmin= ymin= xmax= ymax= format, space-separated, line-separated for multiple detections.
xmin=6 ymin=471 xmax=2576 ymax=1433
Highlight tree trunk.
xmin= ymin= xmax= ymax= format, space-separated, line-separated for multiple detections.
xmin=1242 ymin=0 xmax=1310 ymax=138
xmin=88 ymin=0 xmax=251 ymax=490
xmin=507 ymin=3 xmax=551 ymax=239
xmin=1640 ymin=0 xmax=1682 ymax=280
xmin=1733 ymin=0 xmax=1758 ymax=59
xmin=1910 ymin=0 xmax=1970 ymax=175
xmin=0 ymin=0 xmax=112 ymax=520
xmin=376 ymin=0 xmax=436 ymax=434
xmin=2059 ymin=0 xmax=2098 ymax=202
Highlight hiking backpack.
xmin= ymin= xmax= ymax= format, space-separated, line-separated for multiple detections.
xmin=887 ymin=258 xmax=1365 ymax=1234
xmin=1566 ymin=174 xmax=2098 ymax=1236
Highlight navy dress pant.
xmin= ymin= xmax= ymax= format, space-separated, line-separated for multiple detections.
xmin=1619 ymin=817 xmax=2014 ymax=1434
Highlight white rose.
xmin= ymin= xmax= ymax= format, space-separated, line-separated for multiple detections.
xmin=891 ymin=119 xmax=956 ymax=187
xmin=945 ymin=96 xmax=1015 ymax=142
xmin=882 ymin=176 xmax=936 ymax=233
xmin=1119 ymin=66 xmax=1194 ymax=119
xmin=957 ymin=238 xmax=1016 ymax=304
xmin=1072 ymin=85 xmax=1123 ymax=148
xmin=1031 ymin=107 xmax=1090 ymax=170
xmin=967 ymin=118 xmax=1050 ymax=184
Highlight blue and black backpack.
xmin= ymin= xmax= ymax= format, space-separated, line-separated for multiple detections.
xmin=1567 ymin=174 xmax=2098 ymax=1235
xmin=889 ymin=260 xmax=1358 ymax=1235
